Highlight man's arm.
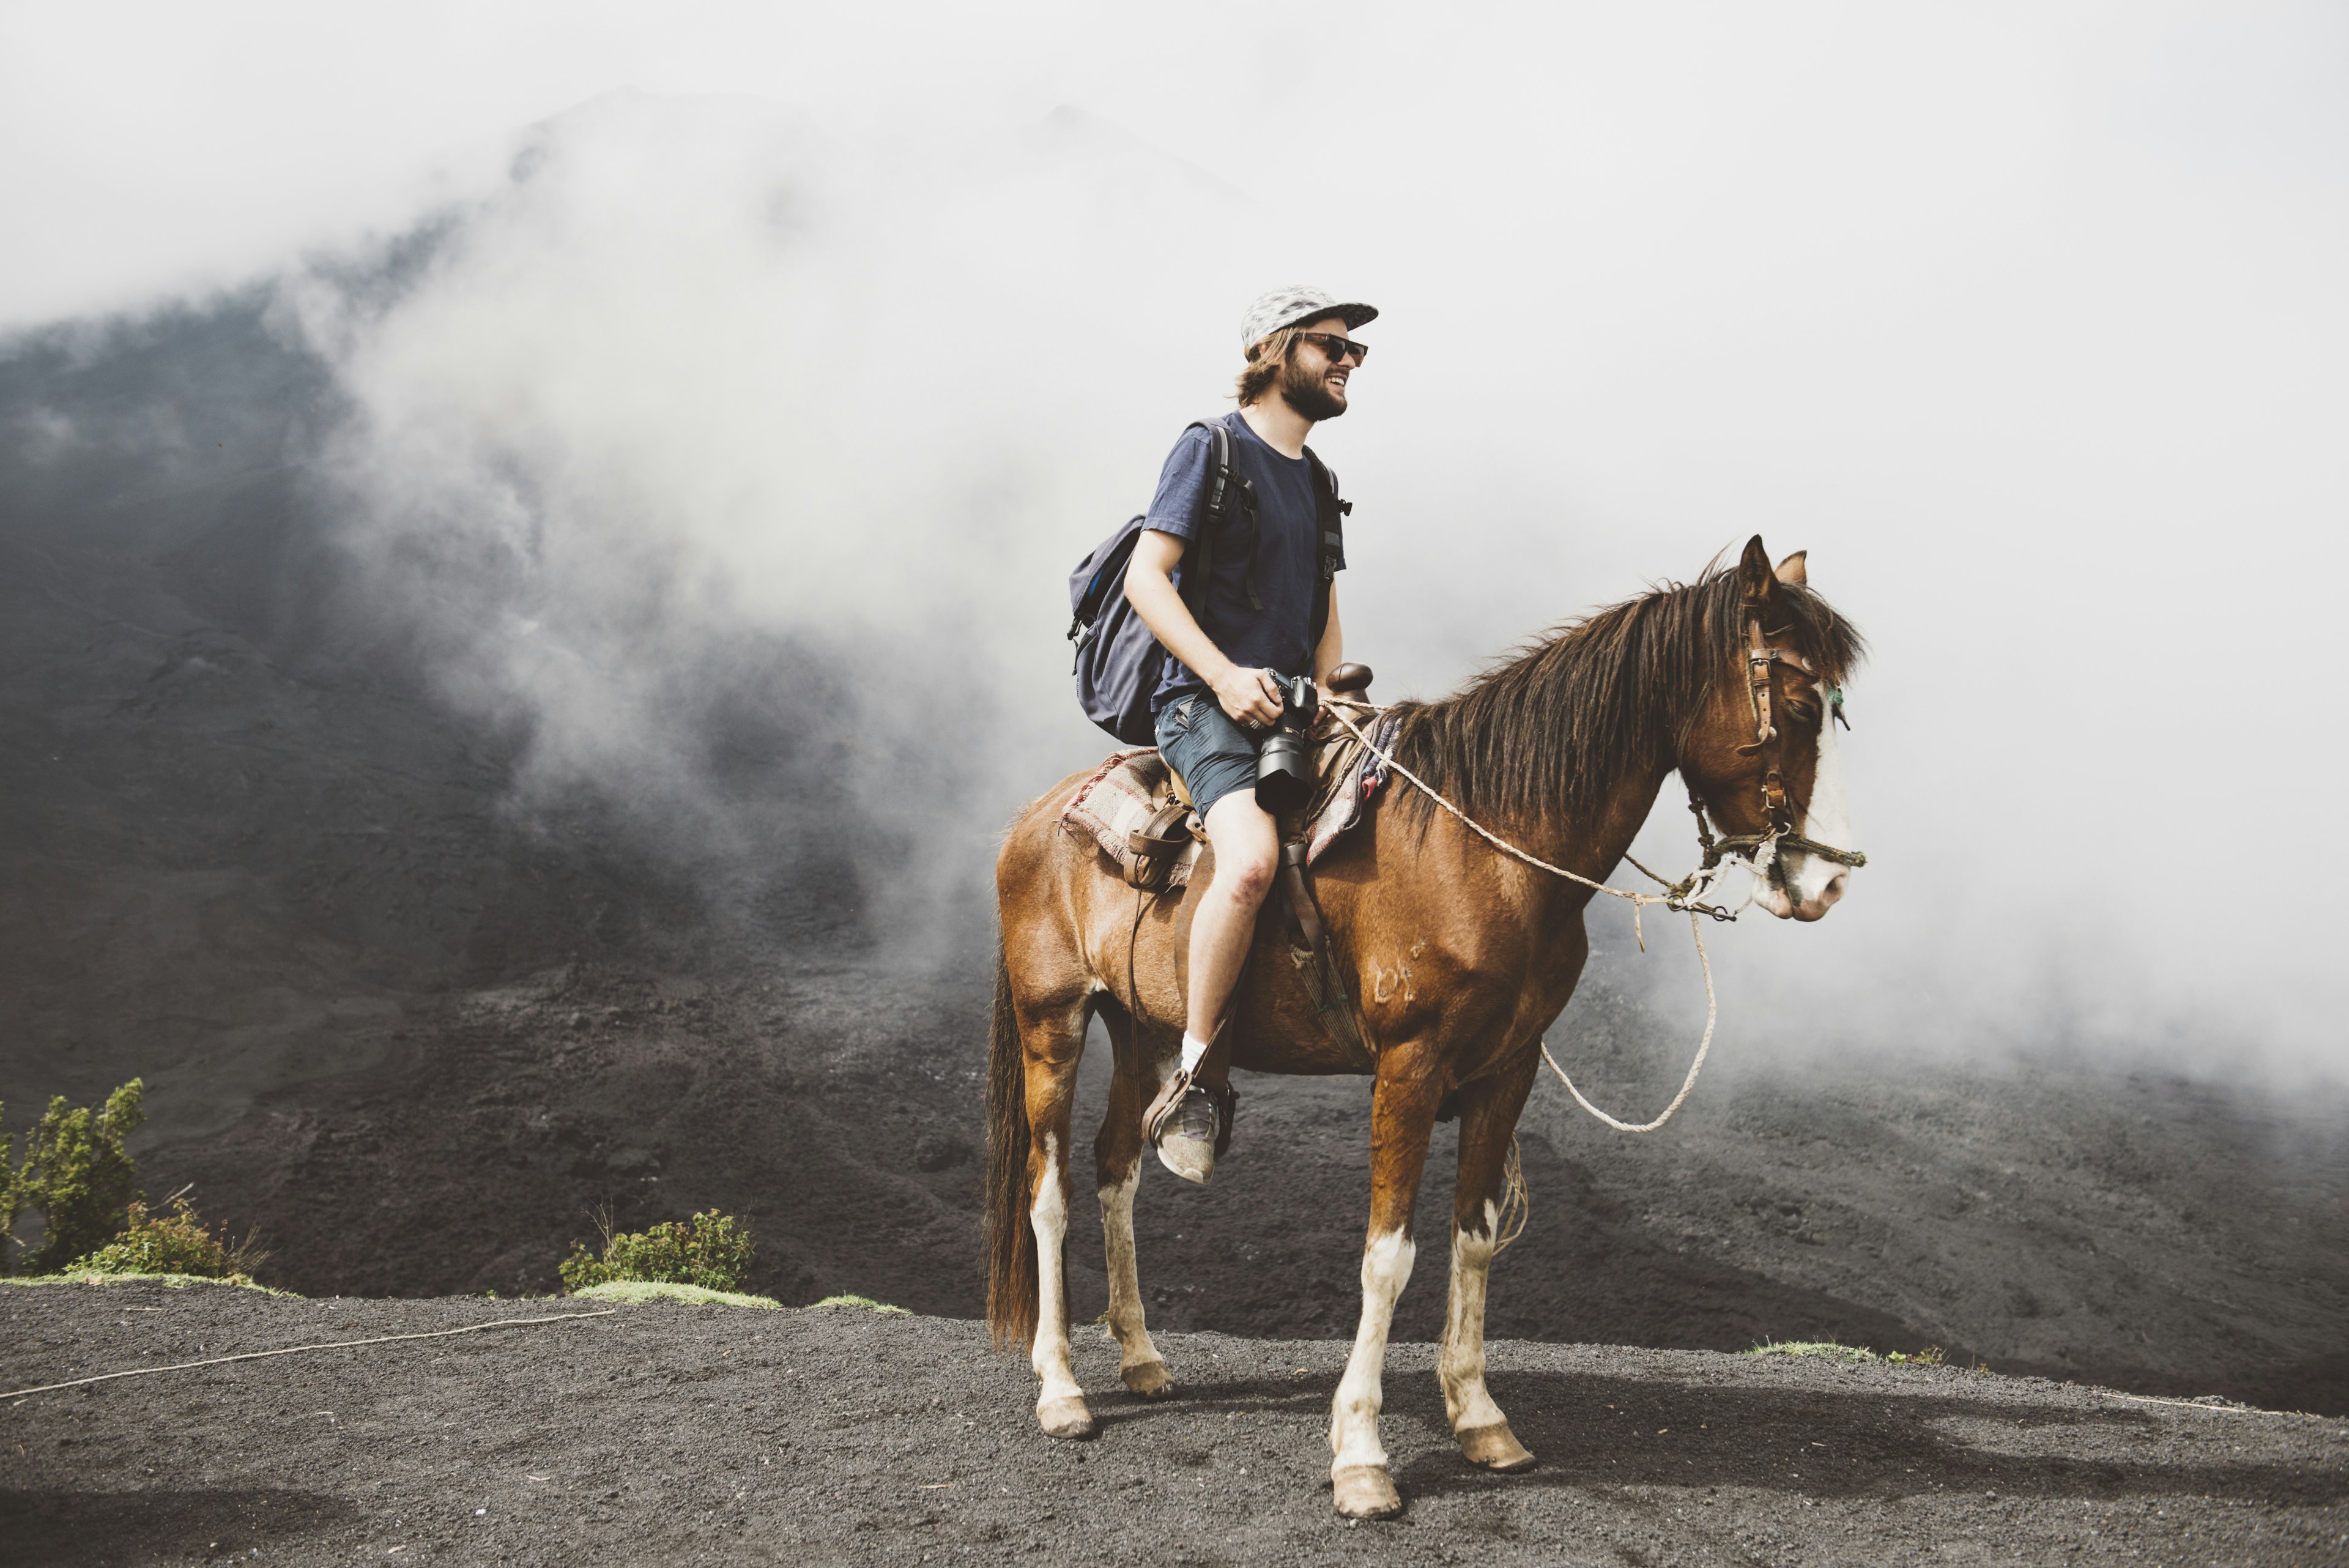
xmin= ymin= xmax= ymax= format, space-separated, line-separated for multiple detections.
xmin=1125 ymin=530 xmax=1283 ymax=727
xmin=1313 ymin=583 xmax=1343 ymax=693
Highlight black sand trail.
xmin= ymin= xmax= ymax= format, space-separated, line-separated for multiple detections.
xmin=4 ymin=1282 xmax=2344 ymax=1566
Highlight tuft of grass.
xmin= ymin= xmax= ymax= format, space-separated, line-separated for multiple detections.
xmin=560 ymin=1208 xmax=754 ymax=1295
xmin=1750 ymin=1339 xmax=1880 ymax=1362
xmin=1887 ymin=1345 xmax=1947 ymax=1366
xmin=72 ymin=1188 xmax=268 ymax=1283
xmin=570 ymin=1280 xmax=782 ymax=1310
xmin=809 ymin=1294 xmax=909 ymax=1315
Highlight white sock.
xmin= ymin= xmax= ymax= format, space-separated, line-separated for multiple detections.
xmin=1179 ymin=1033 xmax=1211 ymax=1076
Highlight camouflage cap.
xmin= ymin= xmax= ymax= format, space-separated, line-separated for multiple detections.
xmin=1239 ymin=286 xmax=1378 ymax=352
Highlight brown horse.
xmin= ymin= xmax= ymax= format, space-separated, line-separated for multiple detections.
xmin=984 ymin=536 xmax=1865 ymax=1518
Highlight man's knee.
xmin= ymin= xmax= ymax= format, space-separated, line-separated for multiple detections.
xmin=1219 ymin=845 xmax=1277 ymax=908
xmin=1203 ymin=800 xmax=1279 ymax=909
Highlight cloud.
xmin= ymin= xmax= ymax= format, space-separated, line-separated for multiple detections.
xmin=15 ymin=6 xmax=2339 ymax=1072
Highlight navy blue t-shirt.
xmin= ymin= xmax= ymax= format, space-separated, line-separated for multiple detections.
xmin=1144 ymin=412 xmax=1343 ymax=712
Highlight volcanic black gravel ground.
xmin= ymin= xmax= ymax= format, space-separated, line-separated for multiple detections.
xmin=4 ymin=1281 xmax=2345 ymax=1567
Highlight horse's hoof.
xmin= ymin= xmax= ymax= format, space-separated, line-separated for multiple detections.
xmin=1037 ymin=1395 xmax=1097 ymax=1440
xmin=1121 ymin=1359 xmax=1177 ymax=1398
xmin=1331 ymin=1464 xmax=1404 ymax=1519
xmin=1457 ymin=1420 xmax=1535 ymax=1471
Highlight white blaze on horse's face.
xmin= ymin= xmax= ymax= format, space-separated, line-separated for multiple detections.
xmin=1755 ymin=696 xmax=1855 ymax=921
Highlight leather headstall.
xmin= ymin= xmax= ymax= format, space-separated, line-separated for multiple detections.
xmin=1735 ymin=607 xmax=1814 ymax=835
xmin=1680 ymin=596 xmax=1868 ymax=888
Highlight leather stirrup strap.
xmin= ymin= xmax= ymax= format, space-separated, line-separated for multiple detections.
xmin=1276 ymin=840 xmax=1324 ymax=957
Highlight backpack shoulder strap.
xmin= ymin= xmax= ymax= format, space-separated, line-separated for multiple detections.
xmin=1302 ymin=446 xmax=1349 ymax=576
xmin=1186 ymin=418 xmax=1237 ymax=528
xmin=1184 ymin=417 xmax=1263 ymax=612
xmin=1302 ymin=445 xmax=1348 ymax=647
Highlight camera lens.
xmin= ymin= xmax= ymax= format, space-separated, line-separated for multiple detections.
xmin=1255 ymin=676 xmax=1319 ymax=814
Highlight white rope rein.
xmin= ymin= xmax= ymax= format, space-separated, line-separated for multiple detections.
xmin=1325 ymin=698 xmax=1746 ymax=1135
xmin=2 ymin=1310 xmax=617 ymax=1401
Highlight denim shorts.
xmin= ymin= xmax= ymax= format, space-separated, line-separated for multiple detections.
xmin=1154 ymin=693 xmax=1263 ymax=819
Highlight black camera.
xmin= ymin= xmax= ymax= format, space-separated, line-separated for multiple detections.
xmin=1254 ymin=674 xmax=1320 ymax=815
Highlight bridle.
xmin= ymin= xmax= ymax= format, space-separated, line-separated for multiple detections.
xmin=1676 ymin=595 xmax=1869 ymax=894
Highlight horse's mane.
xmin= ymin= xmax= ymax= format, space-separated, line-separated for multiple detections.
xmin=1384 ymin=561 xmax=1866 ymax=830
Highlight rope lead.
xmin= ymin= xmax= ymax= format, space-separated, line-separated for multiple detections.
xmin=1324 ymin=700 xmax=1728 ymax=1135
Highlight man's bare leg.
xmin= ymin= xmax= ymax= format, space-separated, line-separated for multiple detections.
xmin=1186 ymin=790 xmax=1280 ymax=1040
xmin=1146 ymin=789 xmax=1278 ymax=1182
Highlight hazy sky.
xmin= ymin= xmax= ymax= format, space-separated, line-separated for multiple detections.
xmin=7 ymin=2 xmax=2345 ymax=1073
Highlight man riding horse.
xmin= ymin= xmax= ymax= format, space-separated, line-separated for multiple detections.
xmin=1123 ymin=284 xmax=1376 ymax=1183
xmin=992 ymin=286 xmax=1865 ymax=1521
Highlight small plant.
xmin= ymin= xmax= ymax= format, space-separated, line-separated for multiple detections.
xmin=811 ymin=1294 xmax=909 ymax=1315
xmin=2 ymin=1080 xmax=146 ymax=1274
xmin=73 ymin=1187 xmax=268 ymax=1282
xmin=1749 ymin=1339 xmax=1880 ymax=1362
xmin=1887 ymin=1345 xmax=1947 ymax=1366
xmin=561 ymin=1208 xmax=754 ymax=1294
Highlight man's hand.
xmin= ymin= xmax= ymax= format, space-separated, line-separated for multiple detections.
xmin=1214 ymin=664 xmax=1284 ymax=729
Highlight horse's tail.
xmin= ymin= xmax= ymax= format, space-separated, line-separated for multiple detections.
xmin=983 ymin=937 xmax=1037 ymax=1350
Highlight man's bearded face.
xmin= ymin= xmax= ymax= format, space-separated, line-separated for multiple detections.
xmin=1278 ymin=318 xmax=1354 ymax=420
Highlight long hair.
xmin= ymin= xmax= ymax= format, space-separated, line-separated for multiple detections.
xmin=1385 ymin=562 xmax=1865 ymax=831
xmin=1235 ymin=325 xmax=1305 ymax=406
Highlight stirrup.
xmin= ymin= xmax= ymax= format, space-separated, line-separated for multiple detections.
xmin=1143 ymin=1068 xmax=1195 ymax=1145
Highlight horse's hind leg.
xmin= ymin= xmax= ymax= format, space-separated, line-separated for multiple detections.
xmin=1094 ymin=997 xmax=1175 ymax=1398
xmin=1022 ymin=992 xmax=1094 ymax=1440
xmin=1439 ymin=1054 xmax=1539 ymax=1473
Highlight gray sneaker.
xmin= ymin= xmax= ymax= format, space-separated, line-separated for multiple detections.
xmin=1154 ymin=1085 xmax=1223 ymax=1184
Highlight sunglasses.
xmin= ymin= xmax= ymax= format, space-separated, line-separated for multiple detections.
xmin=1296 ymin=330 xmax=1370 ymax=364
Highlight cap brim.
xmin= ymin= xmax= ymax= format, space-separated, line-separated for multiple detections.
xmin=1302 ymin=301 xmax=1378 ymax=332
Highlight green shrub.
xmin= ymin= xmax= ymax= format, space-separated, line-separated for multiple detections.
xmin=2 ymin=1080 xmax=146 ymax=1274
xmin=561 ymin=1209 xmax=754 ymax=1294
xmin=74 ymin=1189 xmax=267 ymax=1282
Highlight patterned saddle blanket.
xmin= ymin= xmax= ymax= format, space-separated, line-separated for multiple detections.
xmin=1059 ymin=713 xmax=1400 ymax=890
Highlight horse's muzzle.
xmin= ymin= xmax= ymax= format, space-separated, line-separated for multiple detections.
xmin=1756 ymin=865 xmax=1848 ymax=922
xmin=1789 ymin=871 xmax=1847 ymax=922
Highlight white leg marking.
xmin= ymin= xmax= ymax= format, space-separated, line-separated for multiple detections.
xmin=1439 ymin=1201 xmax=1507 ymax=1432
xmin=1097 ymin=1162 xmax=1164 ymax=1372
xmin=1028 ymin=1132 xmax=1083 ymax=1405
xmin=1329 ymin=1228 xmax=1417 ymax=1473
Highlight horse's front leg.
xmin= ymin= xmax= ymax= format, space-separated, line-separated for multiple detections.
xmin=1095 ymin=1003 xmax=1175 ymax=1397
xmin=1329 ymin=1058 xmax=1444 ymax=1519
xmin=1023 ymin=998 xmax=1094 ymax=1439
xmin=1440 ymin=1053 xmax=1539 ymax=1472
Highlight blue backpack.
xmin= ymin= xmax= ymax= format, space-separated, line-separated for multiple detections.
xmin=1067 ymin=419 xmax=1346 ymax=745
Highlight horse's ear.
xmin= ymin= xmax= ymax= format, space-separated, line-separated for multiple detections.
xmin=1775 ymin=550 xmax=1808 ymax=587
xmin=1737 ymin=535 xmax=1776 ymax=604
